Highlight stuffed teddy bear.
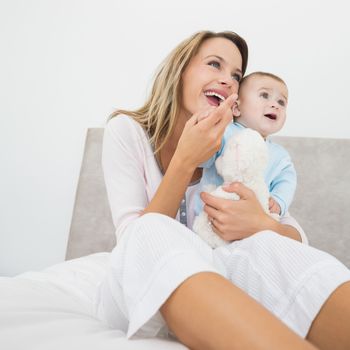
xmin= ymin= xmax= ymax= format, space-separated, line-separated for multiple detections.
xmin=193 ymin=128 xmax=271 ymax=248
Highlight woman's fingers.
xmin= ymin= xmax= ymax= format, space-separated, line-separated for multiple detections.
xmin=200 ymin=183 xmax=254 ymax=215
xmin=200 ymin=192 xmax=224 ymax=211
xmin=222 ymin=182 xmax=253 ymax=200
xmin=206 ymin=207 xmax=235 ymax=242
xmin=208 ymin=217 xmax=224 ymax=237
xmin=200 ymin=184 xmax=242 ymax=211
xmin=205 ymin=205 xmax=220 ymax=223
xmin=193 ymin=106 xmax=216 ymax=124
xmin=200 ymin=182 xmax=266 ymax=241
xmin=180 ymin=94 xmax=239 ymax=167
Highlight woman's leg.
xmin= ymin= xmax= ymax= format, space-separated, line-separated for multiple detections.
xmin=211 ymin=231 xmax=350 ymax=344
xmin=307 ymin=281 xmax=350 ymax=350
xmin=99 ymin=215 xmax=349 ymax=349
xmin=161 ymin=271 xmax=317 ymax=350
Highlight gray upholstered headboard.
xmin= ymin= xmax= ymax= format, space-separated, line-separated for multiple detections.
xmin=66 ymin=129 xmax=116 ymax=259
xmin=66 ymin=129 xmax=350 ymax=268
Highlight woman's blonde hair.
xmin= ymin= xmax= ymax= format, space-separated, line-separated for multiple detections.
xmin=110 ymin=30 xmax=248 ymax=154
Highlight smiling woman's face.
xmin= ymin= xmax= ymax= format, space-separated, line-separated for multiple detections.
xmin=180 ymin=37 xmax=243 ymax=119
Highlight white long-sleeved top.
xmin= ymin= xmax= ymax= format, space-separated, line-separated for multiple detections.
xmin=102 ymin=115 xmax=308 ymax=243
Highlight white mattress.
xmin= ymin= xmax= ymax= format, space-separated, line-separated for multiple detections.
xmin=0 ymin=253 xmax=187 ymax=350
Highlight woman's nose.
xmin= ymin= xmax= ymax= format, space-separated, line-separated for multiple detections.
xmin=219 ymin=74 xmax=232 ymax=86
xmin=218 ymin=74 xmax=236 ymax=91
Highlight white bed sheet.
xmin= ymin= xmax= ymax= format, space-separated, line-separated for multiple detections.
xmin=0 ymin=253 xmax=187 ymax=350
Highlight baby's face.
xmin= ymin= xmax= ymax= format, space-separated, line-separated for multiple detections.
xmin=237 ymin=76 xmax=288 ymax=138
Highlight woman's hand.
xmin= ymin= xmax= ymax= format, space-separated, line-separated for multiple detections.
xmin=200 ymin=182 xmax=276 ymax=241
xmin=174 ymin=94 xmax=238 ymax=171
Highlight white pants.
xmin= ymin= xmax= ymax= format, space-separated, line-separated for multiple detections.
xmin=95 ymin=213 xmax=350 ymax=339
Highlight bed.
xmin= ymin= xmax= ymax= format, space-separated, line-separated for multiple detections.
xmin=1 ymin=129 xmax=349 ymax=349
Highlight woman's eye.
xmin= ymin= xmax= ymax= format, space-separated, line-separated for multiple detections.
xmin=232 ymin=73 xmax=242 ymax=82
xmin=260 ymin=92 xmax=269 ymax=99
xmin=278 ymin=99 xmax=286 ymax=107
xmin=208 ymin=61 xmax=220 ymax=69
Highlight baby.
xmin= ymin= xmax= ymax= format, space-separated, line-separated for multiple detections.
xmin=194 ymin=71 xmax=296 ymax=221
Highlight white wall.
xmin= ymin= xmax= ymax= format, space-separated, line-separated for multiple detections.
xmin=1 ymin=0 xmax=349 ymax=276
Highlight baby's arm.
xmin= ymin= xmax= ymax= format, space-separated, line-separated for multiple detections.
xmin=268 ymin=146 xmax=297 ymax=216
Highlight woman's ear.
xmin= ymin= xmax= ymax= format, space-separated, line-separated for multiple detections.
xmin=232 ymin=100 xmax=240 ymax=117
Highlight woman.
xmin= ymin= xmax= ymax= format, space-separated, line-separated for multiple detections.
xmin=97 ymin=30 xmax=350 ymax=350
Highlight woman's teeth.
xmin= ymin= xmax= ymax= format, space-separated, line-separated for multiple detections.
xmin=204 ymin=91 xmax=225 ymax=103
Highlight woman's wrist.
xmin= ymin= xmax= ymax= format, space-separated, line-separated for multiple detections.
xmin=253 ymin=213 xmax=278 ymax=234
xmin=172 ymin=149 xmax=197 ymax=175
xmin=145 ymin=150 xmax=195 ymax=219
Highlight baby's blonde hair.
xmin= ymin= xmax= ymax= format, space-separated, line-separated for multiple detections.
xmin=110 ymin=30 xmax=248 ymax=154
xmin=239 ymin=71 xmax=287 ymax=92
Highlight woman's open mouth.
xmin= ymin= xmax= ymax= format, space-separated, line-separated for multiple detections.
xmin=204 ymin=90 xmax=226 ymax=107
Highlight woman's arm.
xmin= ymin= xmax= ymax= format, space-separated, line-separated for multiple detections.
xmin=102 ymin=117 xmax=150 ymax=238
xmin=201 ymin=182 xmax=303 ymax=242
xmin=144 ymin=95 xmax=237 ymax=218
xmin=102 ymin=96 xmax=237 ymax=239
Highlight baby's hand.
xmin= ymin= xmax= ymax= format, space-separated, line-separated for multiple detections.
xmin=269 ymin=197 xmax=281 ymax=215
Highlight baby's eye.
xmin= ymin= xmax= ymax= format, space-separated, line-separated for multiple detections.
xmin=232 ymin=73 xmax=242 ymax=82
xmin=260 ymin=92 xmax=269 ymax=99
xmin=278 ymin=99 xmax=286 ymax=107
xmin=208 ymin=61 xmax=220 ymax=69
